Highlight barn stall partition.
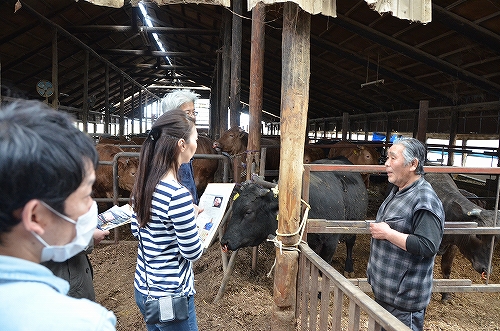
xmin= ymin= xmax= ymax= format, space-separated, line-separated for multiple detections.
xmin=297 ymin=242 xmax=412 ymax=331
xmin=296 ymin=163 xmax=500 ymax=330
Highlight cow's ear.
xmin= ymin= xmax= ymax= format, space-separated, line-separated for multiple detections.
xmin=117 ymin=158 xmax=127 ymax=170
xmin=258 ymin=188 xmax=270 ymax=197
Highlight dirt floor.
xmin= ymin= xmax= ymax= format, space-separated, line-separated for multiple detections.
xmin=90 ymin=182 xmax=500 ymax=331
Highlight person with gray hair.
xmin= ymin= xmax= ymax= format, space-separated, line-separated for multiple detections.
xmin=160 ymin=89 xmax=200 ymax=204
xmin=161 ymin=89 xmax=200 ymax=118
xmin=367 ymin=137 xmax=445 ymax=331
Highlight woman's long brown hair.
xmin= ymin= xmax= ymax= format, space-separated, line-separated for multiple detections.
xmin=131 ymin=108 xmax=195 ymax=227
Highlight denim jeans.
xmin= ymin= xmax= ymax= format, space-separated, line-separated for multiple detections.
xmin=135 ymin=288 xmax=198 ymax=331
xmin=376 ymin=299 xmax=425 ymax=331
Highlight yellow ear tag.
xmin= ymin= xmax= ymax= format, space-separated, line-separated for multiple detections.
xmin=233 ymin=193 xmax=240 ymax=201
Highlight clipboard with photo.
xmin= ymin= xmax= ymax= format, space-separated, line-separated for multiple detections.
xmin=97 ymin=204 xmax=133 ymax=231
xmin=196 ymin=183 xmax=235 ymax=249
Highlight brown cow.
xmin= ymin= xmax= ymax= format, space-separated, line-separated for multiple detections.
xmin=213 ymin=126 xmax=248 ymax=156
xmin=328 ymin=141 xmax=380 ymax=187
xmin=93 ymin=144 xmax=138 ymax=200
xmin=303 ymin=146 xmax=326 ymax=164
xmin=327 ymin=141 xmax=380 ymax=165
xmin=213 ymin=127 xmax=282 ymax=180
xmin=193 ymin=134 xmax=219 ymax=197
xmin=214 ymin=128 xmax=337 ymax=178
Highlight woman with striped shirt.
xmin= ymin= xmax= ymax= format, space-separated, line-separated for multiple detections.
xmin=131 ymin=108 xmax=204 ymax=331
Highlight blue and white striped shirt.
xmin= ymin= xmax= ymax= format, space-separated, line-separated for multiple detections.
xmin=131 ymin=179 xmax=203 ymax=298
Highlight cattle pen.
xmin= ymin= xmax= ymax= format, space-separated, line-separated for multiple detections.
xmin=94 ymin=149 xmax=231 ymax=243
xmin=294 ymin=163 xmax=500 ymax=330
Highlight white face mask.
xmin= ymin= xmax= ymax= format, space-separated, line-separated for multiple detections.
xmin=33 ymin=201 xmax=98 ymax=262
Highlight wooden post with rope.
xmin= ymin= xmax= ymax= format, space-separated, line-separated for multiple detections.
xmin=247 ymin=1 xmax=266 ymax=271
xmin=272 ymin=3 xmax=310 ymax=331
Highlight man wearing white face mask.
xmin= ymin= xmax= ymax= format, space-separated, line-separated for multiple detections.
xmin=0 ymin=100 xmax=116 ymax=331
xmin=41 ymin=228 xmax=109 ymax=300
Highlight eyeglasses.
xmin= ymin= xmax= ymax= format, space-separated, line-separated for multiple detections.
xmin=186 ymin=110 xmax=198 ymax=117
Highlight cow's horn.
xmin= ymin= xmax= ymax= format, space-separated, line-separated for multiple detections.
xmin=467 ymin=208 xmax=482 ymax=216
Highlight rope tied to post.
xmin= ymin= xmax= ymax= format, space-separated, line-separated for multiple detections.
xmin=265 ymin=185 xmax=312 ymax=277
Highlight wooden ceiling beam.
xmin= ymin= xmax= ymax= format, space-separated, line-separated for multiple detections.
xmin=335 ymin=13 xmax=500 ymax=98
xmin=310 ymin=35 xmax=453 ymax=102
xmin=433 ymin=4 xmax=500 ymax=54
xmin=20 ymin=1 xmax=160 ymax=100
xmin=313 ymin=56 xmax=417 ymax=109
xmin=0 ymin=2 xmax=76 ymax=46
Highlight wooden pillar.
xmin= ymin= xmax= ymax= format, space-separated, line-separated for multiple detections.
xmin=416 ymin=100 xmax=429 ymax=143
xmin=272 ymin=3 xmax=310 ymax=331
xmin=220 ymin=8 xmax=231 ymax=134
xmin=462 ymin=138 xmax=468 ymax=167
xmin=448 ymin=109 xmax=458 ymax=166
xmin=105 ymin=64 xmax=110 ymax=134
xmin=364 ymin=116 xmax=369 ymax=140
xmin=384 ymin=113 xmax=392 ymax=154
xmin=210 ymin=86 xmax=218 ymax=137
xmin=83 ymin=50 xmax=89 ymax=133
xmin=412 ymin=111 xmax=419 ymax=138
xmin=342 ymin=112 xmax=349 ymax=140
xmin=145 ymin=94 xmax=149 ymax=133
xmin=247 ymin=1 xmax=265 ymax=180
xmin=138 ymin=88 xmax=143 ymax=134
xmin=385 ymin=113 xmax=392 ymax=143
xmin=51 ymin=28 xmax=59 ymax=109
xmin=230 ymin=0 xmax=242 ymax=128
xmin=497 ymin=135 xmax=500 ymax=167
xmin=119 ymin=75 xmax=125 ymax=136
xmin=130 ymin=85 xmax=135 ymax=134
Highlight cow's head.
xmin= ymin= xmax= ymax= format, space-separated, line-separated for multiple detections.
xmin=303 ymin=147 xmax=325 ymax=164
xmin=447 ymin=202 xmax=500 ymax=276
xmin=220 ymin=182 xmax=278 ymax=252
xmin=117 ymin=157 xmax=138 ymax=192
xmin=349 ymin=146 xmax=380 ymax=165
xmin=213 ymin=126 xmax=248 ymax=156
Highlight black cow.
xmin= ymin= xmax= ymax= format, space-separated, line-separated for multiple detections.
xmin=424 ymin=172 xmax=500 ymax=302
xmin=220 ymin=158 xmax=368 ymax=276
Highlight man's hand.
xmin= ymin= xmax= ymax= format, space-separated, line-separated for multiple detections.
xmin=370 ymin=222 xmax=408 ymax=251
xmin=369 ymin=222 xmax=392 ymax=240
xmin=93 ymin=228 xmax=110 ymax=245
